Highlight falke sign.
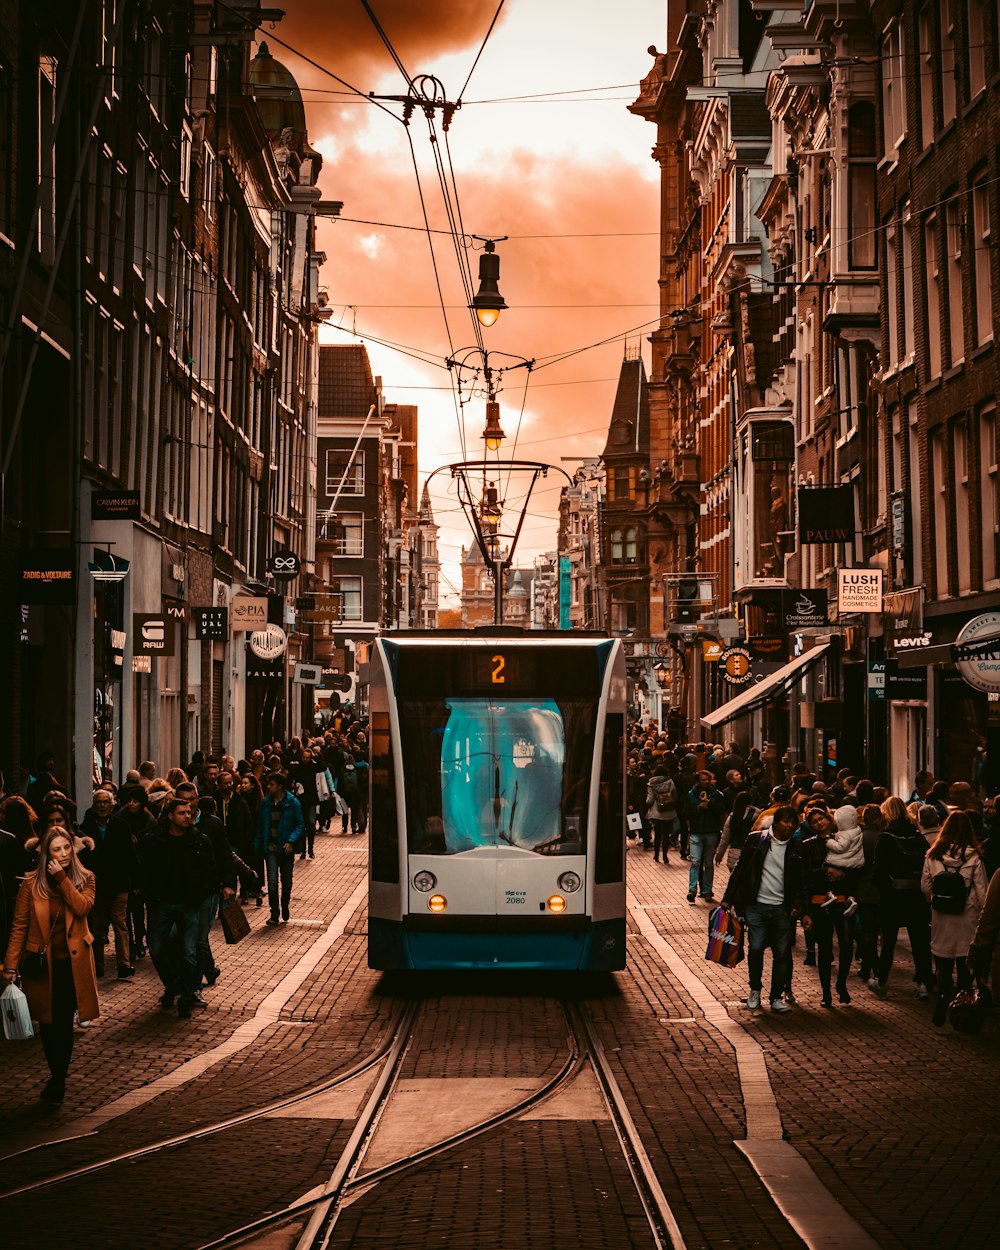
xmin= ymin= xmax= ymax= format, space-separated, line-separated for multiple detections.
xmin=133 ymin=614 xmax=176 ymax=656
xmin=267 ymin=548 xmax=301 ymax=582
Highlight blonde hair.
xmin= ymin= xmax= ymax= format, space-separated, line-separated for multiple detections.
xmin=32 ymin=827 xmax=91 ymax=900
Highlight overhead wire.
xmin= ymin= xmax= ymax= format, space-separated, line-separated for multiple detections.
xmin=456 ymin=0 xmax=506 ymax=103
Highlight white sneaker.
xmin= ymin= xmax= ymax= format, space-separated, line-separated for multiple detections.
xmin=770 ymin=998 xmax=792 ymax=1013
xmin=916 ymin=983 xmax=930 ymax=1001
xmin=747 ymin=990 xmax=761 ymax=1010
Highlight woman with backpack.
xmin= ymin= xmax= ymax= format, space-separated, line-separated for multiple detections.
xmin=646 ymin=766 xmax=678 ymax=864
xmin=869 ymin=796 xmax=934 ymax=1000
xmin=921 ymin=811 xmax=989 ymax=1026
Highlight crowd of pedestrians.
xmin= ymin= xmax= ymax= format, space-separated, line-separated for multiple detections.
xmin=0 ymin=708 xmax=369 ymax=1104
xmin=625 ymin=724 xmax=1000 ymax=1020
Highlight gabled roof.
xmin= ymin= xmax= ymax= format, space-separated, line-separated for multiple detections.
xmin=318 ymin=344 xmax=377 ymax=419
xmin=601 ymin=355 xmax=650 ymax=461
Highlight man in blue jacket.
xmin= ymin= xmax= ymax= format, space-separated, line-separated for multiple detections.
xmin=686 ymin=771 xmax=726 ymax=903
xmin=254 ymin=772 xmax=305 ymax=927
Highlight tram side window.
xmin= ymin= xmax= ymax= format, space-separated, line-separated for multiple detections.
xmin=594 ymin=713 xmax=625 ymax=884
xmin=369 ymin=709 xmax=398 ymax=883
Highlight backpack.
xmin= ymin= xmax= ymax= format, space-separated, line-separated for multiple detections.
xmin=888 ymin=833 xmax=926 ymax=888
xmin=654 ymin=781 xmax=677 ymax=817
xmin=930 ymin=862 xmax=970 ymax=915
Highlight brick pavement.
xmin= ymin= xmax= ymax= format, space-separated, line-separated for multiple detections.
xmin=621 ymin=840 xmax=1000 ymax=1249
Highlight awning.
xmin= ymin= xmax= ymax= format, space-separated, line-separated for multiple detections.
xmin=701 ymin=639 xmax=833 ymax=730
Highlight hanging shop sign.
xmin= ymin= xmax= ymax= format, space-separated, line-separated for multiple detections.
xmin=797 ymin=486 xmax=855 ymax=545
xmin=193 ymin=607 xmax=228 ymax=640
xmin=953 ymin=612 xmax=1000 ymax=693
xmin=131 ymin=655 xmax=151 ymax=673
xmin=133 ymin=613 xmax=176 ymax=656
xmin=867 ymin=659 xmax=886 ymax=701
xmin=249 ymin=624 xmax=287 ymax=660
xmin=91 ymin=490 xmax=140 ymax=521
xmin=18 ymin=548 xmax=76 ymax=605
xmin=782 ymin=589 xmax=828 ymax=630
xmin=231 ymin=595 xmax=268 ymax=631
xmin=838 ymin=568 xmax=883 ymax=614
xmin=702 ymin=640 xmax=723 ymax=662
xmin=267 ymin=548 xmax=301 ymax=582
xmin=884 ymin=587 xmax=931 ymax=655
xmin=293 ymin=662 xmax=322 ymax=685
xmin=719 ymin=645 xmax=754 ymax=685
xmin=884 ymin=660 xmax=927 ymax=701
xmin=748 ymin=635 xmax=788 ymax=661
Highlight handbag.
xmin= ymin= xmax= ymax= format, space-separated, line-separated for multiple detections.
xmin=705 ymin=905 xmax=745 ymax=968
xmin=626 ymin=812 xmax=643 ymax=833
xmin=333 ymin=791 xmax=349 ymax=817
xmin=949 ymin=986 xmax=986 ymax=1035
xmin=21 ymin=904 xmax=62 ymax=979
xmin=219 ymin=897 xmax=251 ymax=945
xmin=1 ymin=983 xmax=34 ymax=1040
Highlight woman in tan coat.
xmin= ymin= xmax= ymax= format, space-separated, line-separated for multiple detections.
xmin=2 ymin=827 xmax=99 ymax=1103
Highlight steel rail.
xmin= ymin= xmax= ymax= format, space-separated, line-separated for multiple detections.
xmin=0 ymin=1000 xmax=415 ymax=1201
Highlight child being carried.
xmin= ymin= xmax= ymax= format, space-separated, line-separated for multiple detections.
xmin=821 ymin=805 xmax=865 ymax=917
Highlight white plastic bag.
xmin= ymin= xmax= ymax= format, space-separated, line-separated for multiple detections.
xmin=1 ymin=983 xmax=34 ymax=1040
xmin=333 ymin=792 xmax=349 ymax=817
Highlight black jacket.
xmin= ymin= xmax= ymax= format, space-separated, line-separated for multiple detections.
xmin=722 ymin=830 xmax=805 ymax=918
xmin=139 ymin=826 xmax=219 ymax=907
xmin=218 ymin=791 xmax=254 ymax=859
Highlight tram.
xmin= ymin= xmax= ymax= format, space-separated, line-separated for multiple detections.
xmin=367 ymin=631 xmax=627 ymax=971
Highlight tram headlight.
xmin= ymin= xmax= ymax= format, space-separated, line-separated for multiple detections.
xmin=428 ymin=894 xmax=447 ymax=913
xmin=547 ymin=894 xmax=567 ymax=913
xmin=412 ymin=870 xmax=437 ymax=892
xmin=557 ymin=872 xmax=581 ymax=893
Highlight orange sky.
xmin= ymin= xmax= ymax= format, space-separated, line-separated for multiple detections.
xmin=274 ymin=0 xmax=663 ymax=603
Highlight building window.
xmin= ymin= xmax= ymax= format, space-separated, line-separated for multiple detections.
xmin=610 ymin=586 xmax=646 ymax=633
xmin=37 ymin=56 xmax=57 ymax=264
xmin=945 ymin=197 xmax=964 ymax=365
xmin=930 ymin=427 xmax=949 ymax=595
xmin=179 ymin=123 xmax=193 ymax=200
xmin=885 ymin=218 xmax=900 ymax=367
xmin=880 ymin=26 xmax=905 ymax=156
xmin=102 ymin=0 xmax=119 ymax=101
xmin=968 ymin=0 xmax=986 ymax=98
xmin=924 ymin=214 xmax=942 ymax=378
xmin=203 ymin=144 xmax=216 ymax=222
xmin=625 ymin=527 xmax=638 ymax=561
xmin=325 ymin=449 xmax=364 ymax=495
xmin=972 ymin=178 xmax=993 ymax=347
xmin=848 ymin=102 xmax=877 ymax=269
xmin=750 ymin=422 xmax=795 ymax=461
xmin=902 ymin=202 xmax=915 ymax=359
xmin=332 ymin=577 xmax=363 ymax=622
xmin=610 ymin=528 xmax=623 ymax=562
xmin=940 ymin=0 xmax=957 ymax=127
xmin=953 ymin=418 xmax=971 ymax=591
xmin=981 ymin=407 xmax=999 ymax=585
xmin=917 ymin=5 xmax=936 ymax=149
xmin=330 ymin=513 xmax=364 ymax=557
xmin=612 ymin=465 xmax=632 ymax=501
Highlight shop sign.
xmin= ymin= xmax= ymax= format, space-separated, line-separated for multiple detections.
xmin=702 ymin=640 xmax=723 ymax=662
xmin=18 ymin=548 xmax=76 ymax=605
xmin=193 ymin=607 xmax=228 ymax=640
xmin=953 ymin=612 xmax=1000 ymax=693
xmin=131 ymin=655 xmax=151 ymax=673
xmin=267 ymin=548 xmax=301 ymax=582
xmin=884 ymin=660 xmax=927 ymax=701
xmin=249 ymin=624 xmax=287 ymax=660
xmin=890 ymin=492 xmax=907 ymax=556
xmin=797 ymin=486 xmax=855 ymax=545
xmin=867 ymin=659 xmax=886 ymax=701
xmin=838 ymin=568 xmax=883 ymax=614
xmin=133 ymin=613 xmax=176 ymax=656
xmin=91 ymin=490 xmax=140 ymax=521
xmin=782 ymin=589 xmax=827 ymax=630
xmin=231 ymin=595 xmax=268 ymax=631
xmin=302 ymin=594 xmax=342 ymax=623
xmin=748 ymin=634 xmax=788 ymax=661
xmin=719 ymin=645 xmax=753 ymax=685
xmin=246 ymin=655 xmax=284 ymax=681
xmin=293 ymin=662 xmax=322 ymax=685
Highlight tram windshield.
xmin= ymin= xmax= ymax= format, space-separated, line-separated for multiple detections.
xmin=400 ymin=696 xmax=595 ymax=855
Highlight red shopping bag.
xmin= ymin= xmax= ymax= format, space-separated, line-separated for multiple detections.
xmin=705 ymin=905 xmax=745 ymax=968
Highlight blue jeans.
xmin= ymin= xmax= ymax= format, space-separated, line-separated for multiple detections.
xmin=745 ymin=902 xmax=792 ymax=1002
xmin=265 ymin=849 xmax=294 ymax=919
xmin=148 ymin=900 xmax=200 ymax=1005
xmin=688 ymin=833 xmax=718 ymax=896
